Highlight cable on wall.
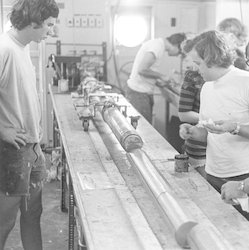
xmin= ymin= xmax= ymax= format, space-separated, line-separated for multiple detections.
xmin=238 ymin=0 xmax=243 ymax=23
xmin=0 ymin=0 xmax=3 ymax=33
xmin=72 ymin=0 xmax=76 ymax=56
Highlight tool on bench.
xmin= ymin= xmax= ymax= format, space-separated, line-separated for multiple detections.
xmin=71 ymin=76 xmax=140 ymax=131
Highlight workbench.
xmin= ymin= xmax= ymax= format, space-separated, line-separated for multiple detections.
xmin=158 ymin=84 xmax=180 ymax=129
xmin=50 ymin=89 xmax=249 ymax=250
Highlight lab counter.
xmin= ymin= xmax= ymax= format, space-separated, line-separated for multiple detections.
xmin=159 ymin=84 xmax=180 ymax=108
xmin=156 ymin=84 xmax=182 ymax=151
xmin=49 ymin=88 xmax=249 ymax=250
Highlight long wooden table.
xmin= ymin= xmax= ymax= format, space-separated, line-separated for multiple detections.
xmin=50 ymin=89 xmax=249 ymax=250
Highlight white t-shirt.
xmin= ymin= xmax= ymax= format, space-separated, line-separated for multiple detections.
xmin=127 ymin=38 xmax=165 ymax=94
xmin=0 ymin=32 xmax=42 ymax=143
xmin=200 ymin=67 xmax=249 ymax=178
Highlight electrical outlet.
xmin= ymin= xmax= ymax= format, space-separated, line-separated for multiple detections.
xmin=88 ymin=16 xmax=95 ymax=27
xmin=81 ymin=16 xmax=88 ymax=27
xmin=67 ymin=18 xmax=73 ymax=27
xmin=74 ymin=16 xmax=81 ymax=27
xmin=96 ymin=16 xmax=103 ymax=28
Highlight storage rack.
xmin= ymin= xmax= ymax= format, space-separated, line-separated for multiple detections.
xmin=47 ymin=42 xmax=107 ymax=89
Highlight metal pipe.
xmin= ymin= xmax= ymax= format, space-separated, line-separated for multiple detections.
xmin=102 ymin=106 xmax=143 ymax=152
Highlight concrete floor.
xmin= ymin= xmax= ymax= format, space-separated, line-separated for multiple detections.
xmin=4 ymin=153 xmax=78 ymax=250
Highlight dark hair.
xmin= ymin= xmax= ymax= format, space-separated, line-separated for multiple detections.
xmin=182 ymin=30 xmax=236 ymax=68
xmin=167 ymin=33 xmax=186 ymax=48
xmin=9 ymin=0 xmax=59 ymax=30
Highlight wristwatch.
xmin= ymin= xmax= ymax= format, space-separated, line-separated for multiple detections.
xmin=230 ymin=122 xmax=240 ymax=135
xmin=237 ymin=181 xmax=245 ymax=192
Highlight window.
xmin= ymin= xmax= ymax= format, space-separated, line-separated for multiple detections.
xmin=114 ymin=15 xmax=148 ymax=47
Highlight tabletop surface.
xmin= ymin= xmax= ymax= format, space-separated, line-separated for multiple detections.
xmin=51 ymin=90 xmax=249 ymax=250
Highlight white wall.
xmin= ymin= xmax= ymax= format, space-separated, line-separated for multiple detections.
xmin=46 ymin=0 xmax=108 ymax=56
xmin=216 ymin=0 xmax=249 ymax=27
xmin=199 ymin=2 xmax=216 ymax=32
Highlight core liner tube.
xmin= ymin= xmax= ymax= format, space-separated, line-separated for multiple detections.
xmin=127 ymin=149 xmax=235 ymax=250
xmin=102 ymin=106 xmax=143 ymax=152
xmin=128 ymin=149 xmax=197 ymax=248
xmin=187 ymin=224 xmax=235 ymax=250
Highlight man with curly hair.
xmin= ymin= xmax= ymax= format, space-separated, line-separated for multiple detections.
xmin=179 ymin=30 xmax=249 ymax=220
xmin=0 ymin=0 xmax=59 ymax=249
xmin=217 ymin=17 xmax=248 ymax=70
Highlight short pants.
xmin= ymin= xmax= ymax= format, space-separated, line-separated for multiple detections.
xmin=0 ymin=140 xmax=46 ymax=196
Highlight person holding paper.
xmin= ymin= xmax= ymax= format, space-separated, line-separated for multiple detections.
xmin=179 ymin=30 xmax=249 ymax=219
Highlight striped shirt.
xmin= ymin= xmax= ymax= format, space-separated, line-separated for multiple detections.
xmin=178 ymin=70 xmax=207 ymax=160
